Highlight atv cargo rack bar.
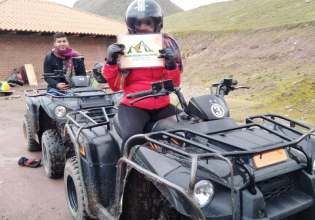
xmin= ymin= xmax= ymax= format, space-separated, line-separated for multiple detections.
xmin=23 ymin=88 xmax=120 ymax=99
xmin=66 ymin=106 xmax=118 ymax=131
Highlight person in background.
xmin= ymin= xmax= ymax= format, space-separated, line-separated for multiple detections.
xmin=104 ymin=0 xmax=183 ymax=156
xmin=43 ymin=32 xmax=86 ymax=93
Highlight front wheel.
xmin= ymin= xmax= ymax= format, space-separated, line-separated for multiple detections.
xmin=22 ymin=115 xmax=41 ymax=151
xmin=41 ymin=129 xmax=65 ymax=178
xmin=64 ymin=157 xmax=90 ymax=220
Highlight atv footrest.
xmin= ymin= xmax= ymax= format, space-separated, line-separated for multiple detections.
xmin=265 ymin=190 xmax=313 ymax=220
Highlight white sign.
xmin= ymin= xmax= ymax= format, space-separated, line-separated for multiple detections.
xmin=117 ymin=34 xmax=164 ymax=69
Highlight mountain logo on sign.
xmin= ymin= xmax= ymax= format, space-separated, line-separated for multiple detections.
xmin=127 ymin=40 xmax=153 ymax=54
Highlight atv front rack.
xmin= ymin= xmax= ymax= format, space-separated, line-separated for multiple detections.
xmin=65 ymin=109 xmax=314 ymax=220
xmin=123 ymin=113 xmax=314 ymax=191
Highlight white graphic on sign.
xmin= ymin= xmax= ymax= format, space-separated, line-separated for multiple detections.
xmin=211 ymin=104 xmax=225 ymax=118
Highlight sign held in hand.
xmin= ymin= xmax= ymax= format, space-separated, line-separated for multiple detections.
xmin=117 ymin=34 xmax=164 ymax=69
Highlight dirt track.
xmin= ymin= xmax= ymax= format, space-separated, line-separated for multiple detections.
xmin=0 ymin=83 xmax=72 ymax=220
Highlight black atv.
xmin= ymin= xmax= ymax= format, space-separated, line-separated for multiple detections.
xmin=64 ymin=78 xmax=315 ymax=220
xmin=22 ymin=70 xmax=122 ymax=178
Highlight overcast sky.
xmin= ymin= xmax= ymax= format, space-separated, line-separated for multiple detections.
xmin=43 ymin=0 xmax=229 ymax=11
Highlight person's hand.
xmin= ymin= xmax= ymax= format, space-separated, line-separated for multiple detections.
xmin=106 ymin=43 xmax=125 ymax=65
xmin=158 ymin=48 xmax=176 ymax=70
xmin=56 ymin=83 xmax=69 ymax=90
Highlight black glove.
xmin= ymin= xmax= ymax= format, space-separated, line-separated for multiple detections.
xmin=18 ymin=157 xmax=41 ymax=168
xmin=158 ymin=48 xmax=176 ymax=70
xmin=106 ymin=43 xmax=125 ymax=65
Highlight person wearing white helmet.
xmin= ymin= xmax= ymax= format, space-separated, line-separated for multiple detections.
xmin=104 ymin=0 xmax=183 ymax=156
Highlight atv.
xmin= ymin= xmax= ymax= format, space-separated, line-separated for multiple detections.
xmin=22 ymin=70 xmax=122 ymax=178
xmin=64 ymin=78 xmax=315 ymax=220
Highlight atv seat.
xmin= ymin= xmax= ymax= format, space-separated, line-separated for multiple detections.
xmin=113 ymin=112 xmax=197 ymax=138
xmin=113 ymin=112 xmax=239 ymax=138
xmin=113 ymin=114 xmax=123 ymax=138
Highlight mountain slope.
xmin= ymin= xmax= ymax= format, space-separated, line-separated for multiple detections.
xmin=73 ymin=0 xmax=183 ymax=22
xmin=163 ymin=0 xmax=315 ymax=126
xmin=164 ymin=0 xmax=315 ymax=34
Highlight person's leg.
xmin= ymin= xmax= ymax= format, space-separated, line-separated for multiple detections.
xmin=118 ymin=104 xmax=151 ymax=156
xmin=151 ymin=104 xmax=182 ymax=122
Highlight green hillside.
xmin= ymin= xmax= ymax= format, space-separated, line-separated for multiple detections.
xmin=73 ymin=0 xmax=183 ymax=22
xmin=164 ymin=0 xmax=315 ymax=34
xmin=164 ymin=0 xmax=315 ymax=126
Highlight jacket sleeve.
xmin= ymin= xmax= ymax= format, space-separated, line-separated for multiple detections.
xmin=103 ymin=64 xmax=121 ymax=92
xmin=164 ymin=65 xmax=181 ymax=87
xmin=43 ymin=54 xmax=59 ymax=89
xmin=76 ymin=58 xmax=86 ymax=76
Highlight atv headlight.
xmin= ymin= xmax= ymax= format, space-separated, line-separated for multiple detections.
xmin=193 ymin=180 xmax=214 ymax=208
xmin=55 ymin=106 xmax=66 ymax=118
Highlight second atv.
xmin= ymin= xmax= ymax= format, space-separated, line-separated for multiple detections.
xmin=22 ymin=70 xmax=122 ymax=178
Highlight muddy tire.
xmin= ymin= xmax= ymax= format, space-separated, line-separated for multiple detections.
xmin=121 ymin=171 xmax=190 ymax=220
xmin=42 ymin=129 xmax=65 ymax=178
xmin=64 ymin=157 xmax=90 ymax=220
xmin=22 ymin=115 xmax=40 ymax=151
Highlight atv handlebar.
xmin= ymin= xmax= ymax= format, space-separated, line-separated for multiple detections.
xmin=126 ymin=89 xmax=154 ymax=99
xmin=211 ymin=78 xmax=248 ymax=96
xmin=42 ymin=73 xmax=56 ymax=77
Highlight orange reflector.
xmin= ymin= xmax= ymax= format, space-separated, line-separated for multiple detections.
xmin=253 ymin=149 xmax=287 ymax=168
xmin=171 ymin=138 xmax=179 ymax=145
xmin=149 ymin=142 xmax=155 ymax=149
xmin=79 ymin=139 xmax=86 ymax=156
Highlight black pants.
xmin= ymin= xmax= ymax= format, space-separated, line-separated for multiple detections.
xmin=118 ymin=103 xmax=181 ymax=156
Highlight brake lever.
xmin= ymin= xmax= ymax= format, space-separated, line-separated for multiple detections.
xmin=235 ymin=86 xmax=250 ymax=89
xmin=130 ymin=90 xmax=170 ymax=105
xmin=130 ymin=94 xmax=156 ymax=105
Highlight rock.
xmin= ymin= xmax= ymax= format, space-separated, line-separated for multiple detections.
xmin=10 ymin=95 xmax=21 ymax=98
xmin=292 ymin=81 xmax=297 ymax=85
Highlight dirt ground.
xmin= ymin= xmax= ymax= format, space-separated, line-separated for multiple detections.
xmin=0 ymin=82 xmax=72 ymax=220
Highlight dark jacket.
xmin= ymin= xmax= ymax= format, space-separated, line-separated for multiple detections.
xmin=43 ymin=51 xmax=86 ymax=90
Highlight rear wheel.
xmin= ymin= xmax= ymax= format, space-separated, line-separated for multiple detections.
xmin=64 ymin=157 xmax=90 ymax=220
xmin=22 ymin=115 xmax=40 ymax=151
xmin=41 ymin=129 xmax=65 ymax=178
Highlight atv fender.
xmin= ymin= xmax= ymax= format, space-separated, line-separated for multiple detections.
xmin=24 ymin=97 xmax=41 ymax=143
xmin=120 ymin=146 xmax=205 ymax=220
xmin=38 ymin=97 xmax=56 ymax=119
